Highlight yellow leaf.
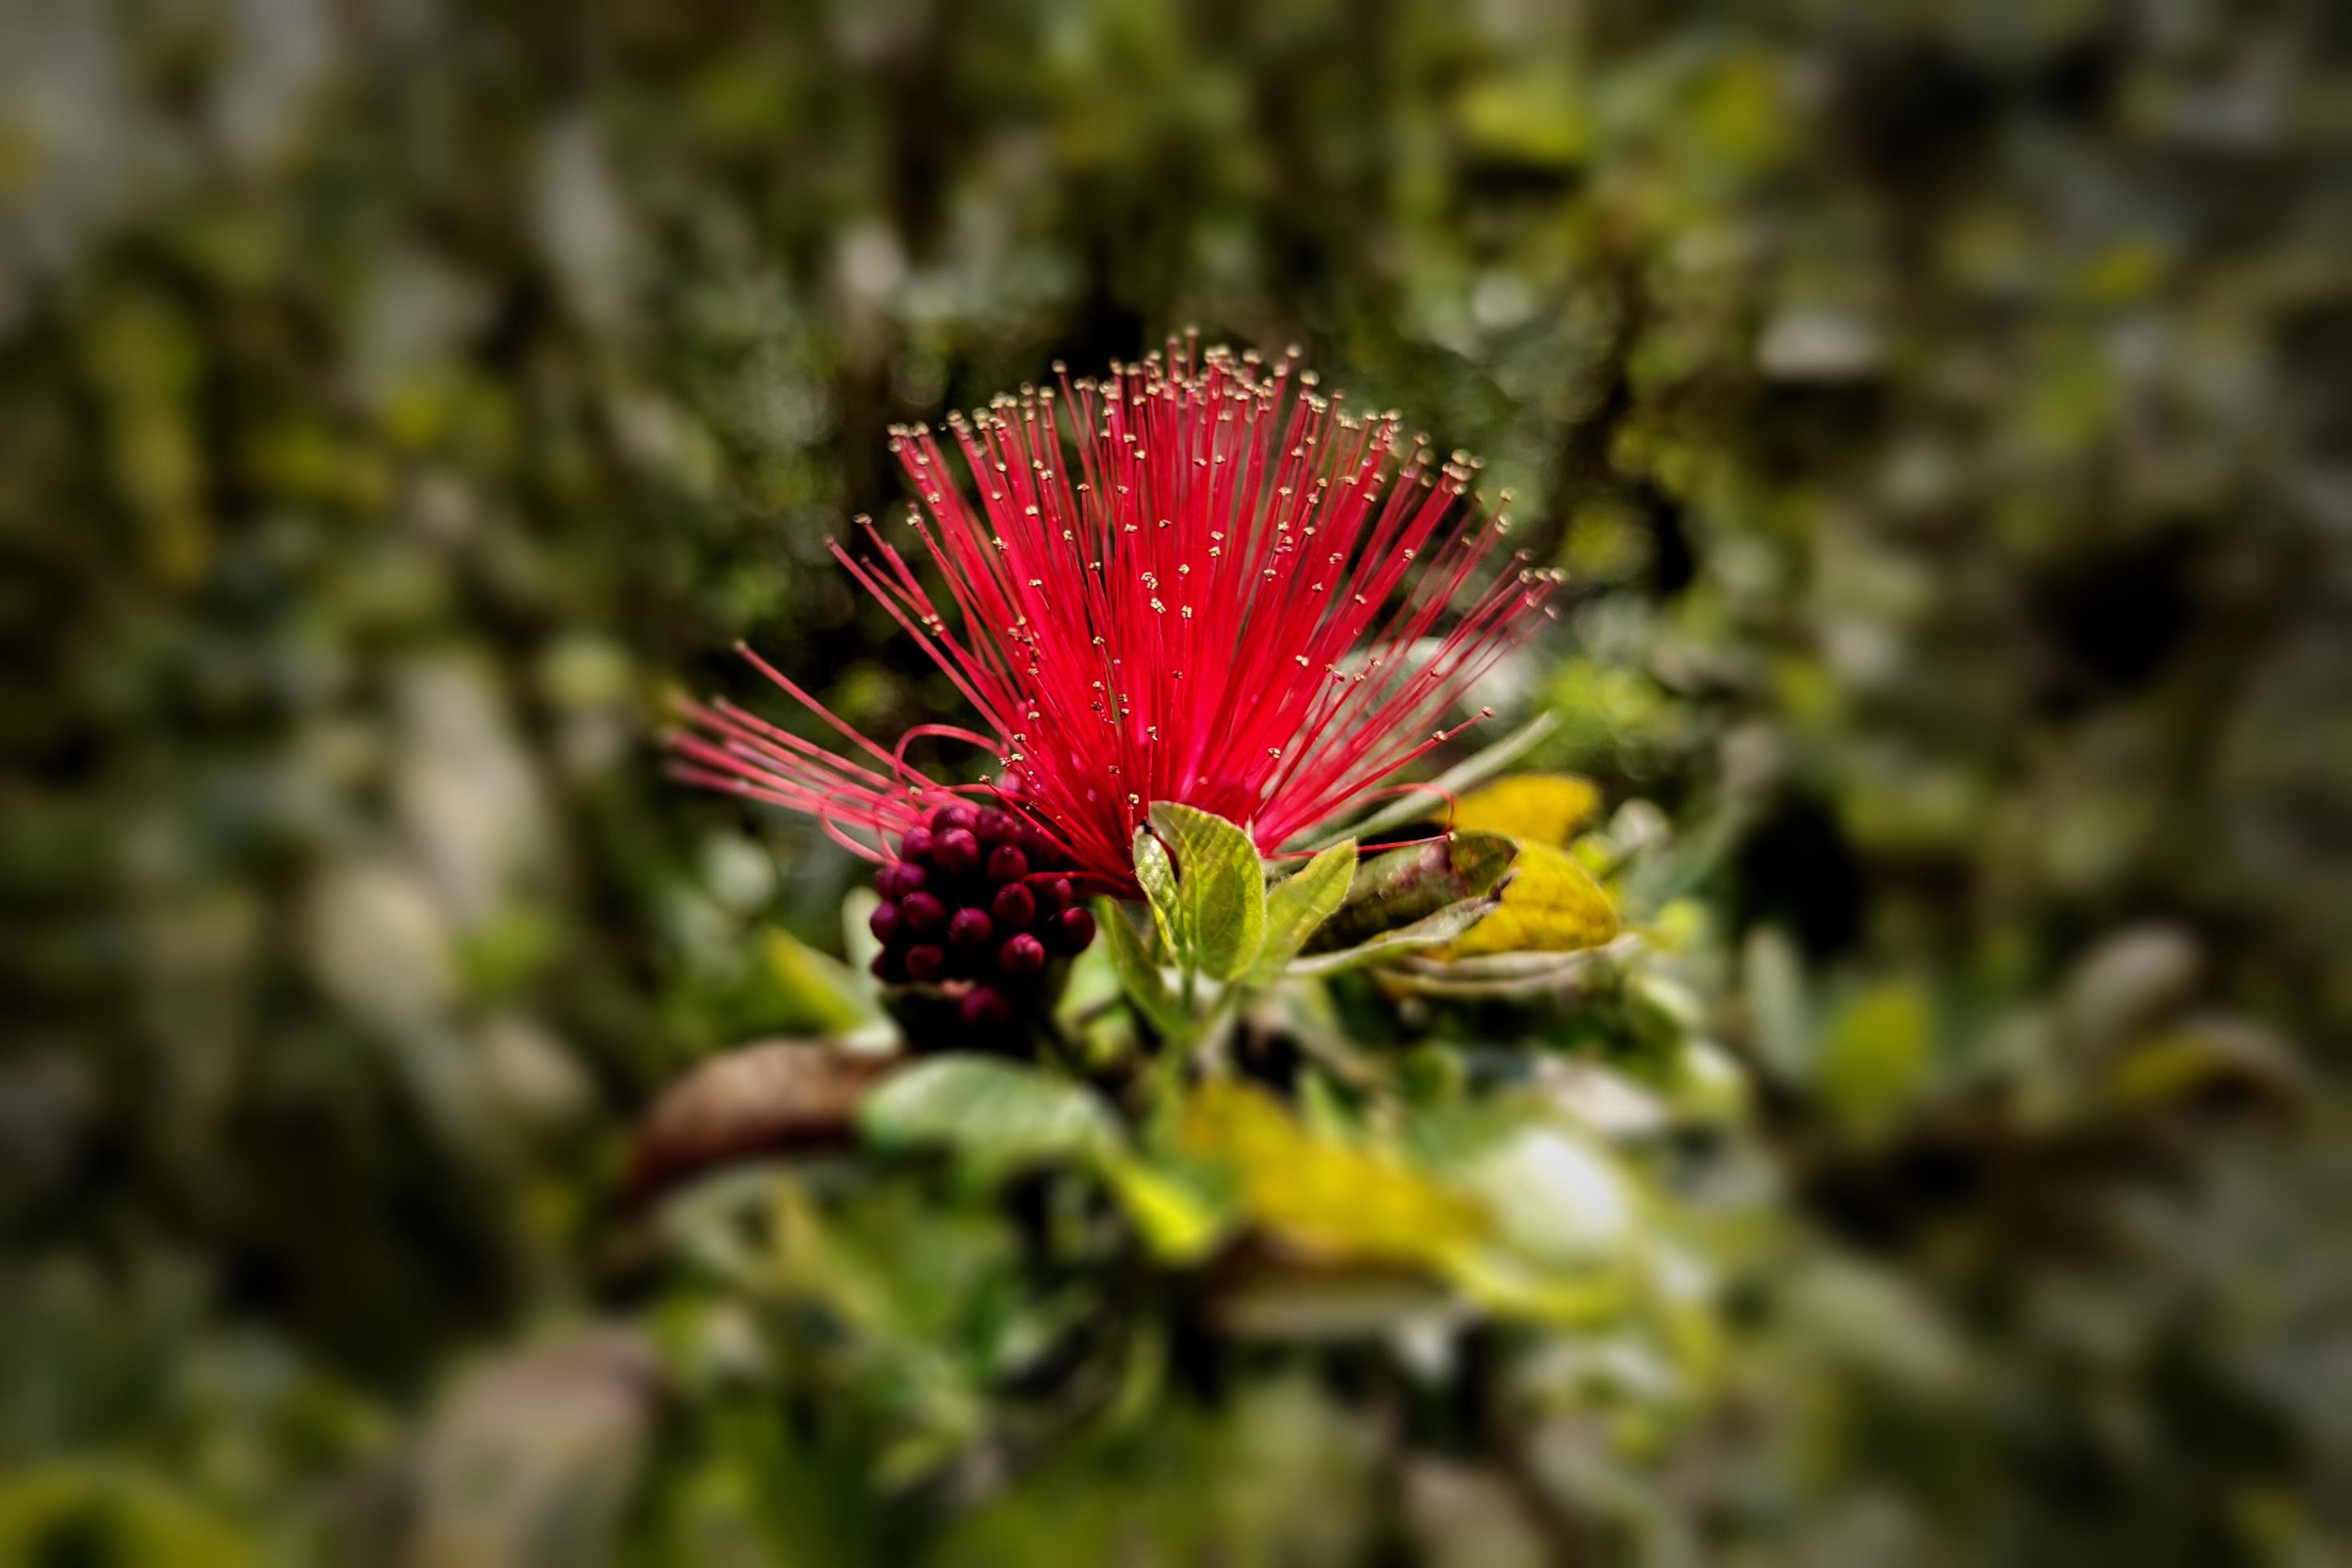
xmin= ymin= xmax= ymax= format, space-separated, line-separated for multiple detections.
xmin=1177 ymin=1082 xmax=1487 ymax=1266
xmin=1102 ymin=1156 xmax=1229 ymax=1264
xmin=1437 ymin=842 xmax=1618 ymax=957
xmin=1444 ymin=1247 xmax=1635 ymax=1327
xmin=1252 ymin=1143 xmax=1487 ymax=1264
xmin=1458 ymin=66 xmax=1590 ymax=166
xmin=1451 ymin=774 xmax=1603 ymax=846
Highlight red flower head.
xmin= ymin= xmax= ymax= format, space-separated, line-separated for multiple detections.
xmin=672 ymin=338 xmax=1561 ymax=898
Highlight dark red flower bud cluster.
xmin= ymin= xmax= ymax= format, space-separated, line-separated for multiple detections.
xmin=868 ymin=800 xmax=1097 ymax=1030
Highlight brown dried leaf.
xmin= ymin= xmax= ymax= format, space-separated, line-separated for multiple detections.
xmin=626 ymin=1042 xmax=898 ymax=1201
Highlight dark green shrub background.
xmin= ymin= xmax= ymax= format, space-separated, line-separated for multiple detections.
xmin=3 ymin=0 xmax=2347 ymax=1561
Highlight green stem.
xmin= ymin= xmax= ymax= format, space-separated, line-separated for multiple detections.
xmin=1139 ymin=968 xmax=1244 ymax=1114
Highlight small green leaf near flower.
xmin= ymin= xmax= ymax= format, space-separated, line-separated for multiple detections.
xmin=1306 ymin=830 xmax=1518 ymax=953
xmin=1285 ymin=898 xmax=1502 ymax=978
xmin=1145 ymin=802 xmax=1266 ymax=982
xmin=1246 ymin=840 xmax=1356 ymax=983
xmin=1097 ymin=897 xmax=1190 ymax=1041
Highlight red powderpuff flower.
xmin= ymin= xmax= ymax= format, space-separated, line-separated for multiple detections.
xmin=670 ymin=338 xmax=1561 ymax=895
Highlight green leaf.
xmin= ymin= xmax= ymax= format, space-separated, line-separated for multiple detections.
xmin=842 ymin=886 xmax=884 ymax=977
xmin=1286 ymin=897 xmax=1500 ymax=977
xmin=1246 ymin=840 xmax=1356 ymax=984
xmin=2105 ymin=1023 xmax=2304 ymax=1115
xmin=1146 ymin=802 xmax=1266 ymax=982
xmin=0 ymin=1465 xmax=255 ymax=1568
xmin=1305 ymin=830 xmax=1518 ymax=952
xmin=1782 ymin=1260 xmax=1969 ymax=1395
xmin=859 ymin=1055 xmax=1120 ymax=1175
xmin=1101 ymin=1155 xmax=1232 ymax=1263
xmin=1054 ymin=927 xmax=1123 ymax=1028
xmin=1450 ymin=1121 xmax=1638 ymax=1271
xmin=760 ymin=927 xmax=881 ymax=1032
xmin=1461 ymin=65 xmax=1591 ymax=166
xmin=1816 ymin=982 xmax=1934 ymax=1133
xmin=1096 ymin=898 xmax=1190 ymax=1041
xmin=1742 ymin=925 xmax=1812 ymax=1078
xmin=1336 ymin=711 xmax=1557 ymax=842
xmin=1672 ymin=1041 xmax=1752 ymax=1122
xmin=1405 ymin=1106 xmax=1648 ymax=1327
xmin=1132 ymin=825 xmax=1186 ymax=961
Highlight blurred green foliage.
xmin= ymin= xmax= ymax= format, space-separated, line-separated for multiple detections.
xmin=2 ymin=0 xmax=2349 ymax=1562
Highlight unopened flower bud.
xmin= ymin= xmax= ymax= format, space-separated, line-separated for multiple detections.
xmin=1050 ymin=906 xmax=1096 ymax=953
xmin=990 ymin=882 xmax=1036 ymax=930
xmin=948 ymin=907 xmax=994 ymax=949
xmin=935 ymin=828 xmax=982 ymax=874
xmin=959 ymin=984 xmax=1013 ymax=1030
